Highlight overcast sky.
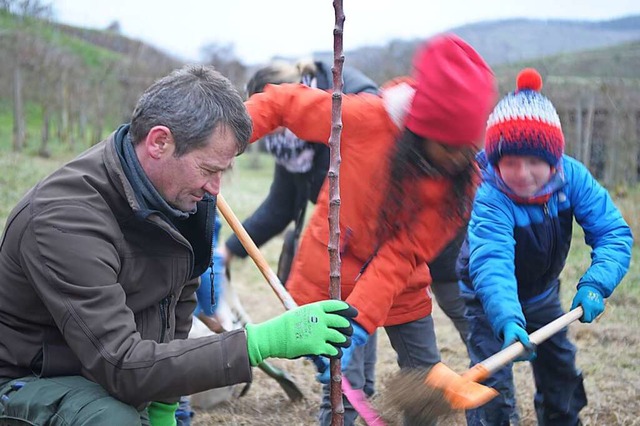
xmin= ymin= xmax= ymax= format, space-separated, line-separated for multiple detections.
xmin=52 ymin=0 xmax=640 ymax=65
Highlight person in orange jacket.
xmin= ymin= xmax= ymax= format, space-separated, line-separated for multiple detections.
xmin=244 ymin=33 xmax=497 ymax=426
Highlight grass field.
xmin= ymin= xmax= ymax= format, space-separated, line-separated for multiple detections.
xmin=1 ymin=149 xmax=638 ymax=425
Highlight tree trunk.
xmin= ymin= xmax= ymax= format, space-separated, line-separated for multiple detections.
xmin=78 ymin=105 xmax=87 ymax=146
xmin=604 ymin=108 xmax=622 ymax=186
xmin=621 ymin=109 xmax=637 ymax=185
xmin=39 ymin=103 xmax=51 ymax=158
xmin=582 ymin=95 xmax=595 ymax=169
xmin=574 ymin=98 xmax=582 ymax=161
xmin=12 ymin=63 xmax=26 ymax=152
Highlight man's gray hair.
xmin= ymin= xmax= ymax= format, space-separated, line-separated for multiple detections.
xmin=130 ymin=64 xmax=251 ymax=156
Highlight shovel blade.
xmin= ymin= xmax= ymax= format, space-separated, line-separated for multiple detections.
xmin=424 ymin=362 xmax=498 ymax=410
xmin=258 ymin=361 xmax=304 ymax=402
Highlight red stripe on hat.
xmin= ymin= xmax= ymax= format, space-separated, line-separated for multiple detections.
xmin=486 ymin=118 xmax=564 ymax=163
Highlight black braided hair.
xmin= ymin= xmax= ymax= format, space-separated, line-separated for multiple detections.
xmin=375 ymin=129 xmax=476 ymax=247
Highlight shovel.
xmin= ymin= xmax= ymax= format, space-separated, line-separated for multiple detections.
xmin=224 ymin=268 xmax=305 ymax=402
xmin=216 ymin=194 xmax=385 ymax=425
xmin=195 ymin=235 xmax=305 ymax=401
xmin=386 ymin=306 xmax=584 ymax=417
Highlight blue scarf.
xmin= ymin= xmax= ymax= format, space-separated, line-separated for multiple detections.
xmin=114 ymin=124 xmax=191 ymax=221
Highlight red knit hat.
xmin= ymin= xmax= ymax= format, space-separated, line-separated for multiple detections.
xmin=405 ymin=33 xmax=497 ymax=146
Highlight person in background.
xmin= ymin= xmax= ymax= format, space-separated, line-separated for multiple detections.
xmin=457 ymin=68 xmax=633 ymax=425
xmin=194 ymin=213 xmax=227 ymax=333
xmin=223 ymin=59 xmax=380 ymax=397
xmin=223 ymin=59 xmax=378 ymax=283
xmin=429 ymin=227 xmax=470 ymax=344
xmin=0 ymin=65 xmax=357 ymax=426
xmin=244 ymin=33 xmax=497 ymax=425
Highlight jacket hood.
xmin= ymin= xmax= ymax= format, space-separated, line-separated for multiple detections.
xmin=380 ymin=78 xmax=415 ymax=130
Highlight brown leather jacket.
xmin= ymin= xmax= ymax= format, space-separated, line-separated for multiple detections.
xmin=0 ymin=133 xmax=251 ymax=407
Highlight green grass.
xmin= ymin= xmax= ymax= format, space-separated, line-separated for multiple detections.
xmin=560 ymin=224 xmax=639 ymax=326
xmin=37 ymin=27 xmax=121 ymax=71
xmin=0 ymin=152 xmax=75 ymax=227
xmin=1 ymin=11 xmax=122 ymax=71
xmin=0 ymin=101 xmax=46 ymax=152
xmin=0 ymin=99 xmax=109 ymax=155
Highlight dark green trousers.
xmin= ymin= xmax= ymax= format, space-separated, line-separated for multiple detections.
xmin=0 ymin=376 xmax=145 ymax=425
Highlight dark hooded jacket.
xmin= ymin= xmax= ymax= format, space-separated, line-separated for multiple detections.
xmin=0 ymin=133 xmax=251 ymax=408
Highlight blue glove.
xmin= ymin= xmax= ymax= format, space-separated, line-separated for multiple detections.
xmin=501 ymin=322 xmax=536 ymax=362
xmin=316 ymin=321 xmax=369 ymax=384
xmin=571 ymin=285 xmax=604 ymax=323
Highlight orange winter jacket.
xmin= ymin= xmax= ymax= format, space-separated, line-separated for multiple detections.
xmin=245 ymin=83 xmax=470 ymax=333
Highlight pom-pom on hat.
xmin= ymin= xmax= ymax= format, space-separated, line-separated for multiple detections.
xmin=485 ymin=68 xmax=564 ymax=166
xmin=404 ymin=33 xmax=497 ymax=146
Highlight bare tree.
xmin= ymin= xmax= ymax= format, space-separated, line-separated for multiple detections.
xmin=1 ymin=0 xmax=51 ymax=17
xmin=2 ymin=0 xmax=52 ymax=151
xmin=36 ymin=41 xmax=68 ymax=156
xmin=106 ymin=20 xmax=121 ymax=33
xmin=12 ymin=46 xmax=26 ymax=152
xmin=200 ymin=42 xmax=247 ymax=93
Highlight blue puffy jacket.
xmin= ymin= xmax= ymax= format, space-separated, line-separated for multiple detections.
xmin=458 ymin=152 xmax=632 ymax=337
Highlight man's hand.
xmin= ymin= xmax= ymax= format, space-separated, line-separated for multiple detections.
xmin=501 ymin=322 xmax=536 ymax=362
xmin=316 ymin=321 xmax=369 ymax=384
xmin=571 ymin=286 xmax=604 ymax=323
xmin=245 ymin=300 xmax=357 ymax=366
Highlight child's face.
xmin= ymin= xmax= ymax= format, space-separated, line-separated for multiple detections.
xmin=497 ymin=155 xmax=552 ymax=197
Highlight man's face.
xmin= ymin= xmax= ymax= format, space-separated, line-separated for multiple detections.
xmin=146 ymin=125 xmax=238 ymax=212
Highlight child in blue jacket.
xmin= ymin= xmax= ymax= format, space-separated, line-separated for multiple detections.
xmin=457 ymin=68 xmax=633 ymax=425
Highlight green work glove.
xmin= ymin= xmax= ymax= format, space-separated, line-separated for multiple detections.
xmin=147 ymin=401 xmax=178 ymax=426
xmin=245 ymin=300 xmax=357 ymax=366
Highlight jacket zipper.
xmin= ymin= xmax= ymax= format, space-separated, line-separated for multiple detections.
xmin=209 ymin=211 xmax=216 ymax=307
xmin=144 ymin=198 xmax=215 ymax=341
xmin=543 ymin=202 xmax=557 ymax=272
xmin=158 ymin=294 xmax=173 ymax=343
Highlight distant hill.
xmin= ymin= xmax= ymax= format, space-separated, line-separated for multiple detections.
xmin=0 ymin=10 xmax=182 ymax=151
xmin=54 ymin=22 xmax=181 ymax=71
xmin=313 ymin=15 xmax=640 ymax=186
xmin=314 ymin=15 xmax=640 ymax=84
xmin=494 ymin=40 xmax=640 ymax=83
xmin=2 ymin=9 xmax=639 ymax=166
xmin=454 ymin=16 xmax=640 ymax=65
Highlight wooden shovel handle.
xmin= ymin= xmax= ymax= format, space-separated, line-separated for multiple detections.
xmin=217 ymin=194 xmax=385 ymax=425
xmin=216 ymin=194 xmax=299 ymax=311
xmin=470 ymin=306 xmax=584 ymax=379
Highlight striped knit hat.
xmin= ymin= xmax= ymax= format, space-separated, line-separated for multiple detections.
xmin=485 ymin=68 xmax=564 ymax=166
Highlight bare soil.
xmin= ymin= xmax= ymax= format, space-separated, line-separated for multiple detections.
xmin=192 ymin=276 xmax=640 ymax=426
